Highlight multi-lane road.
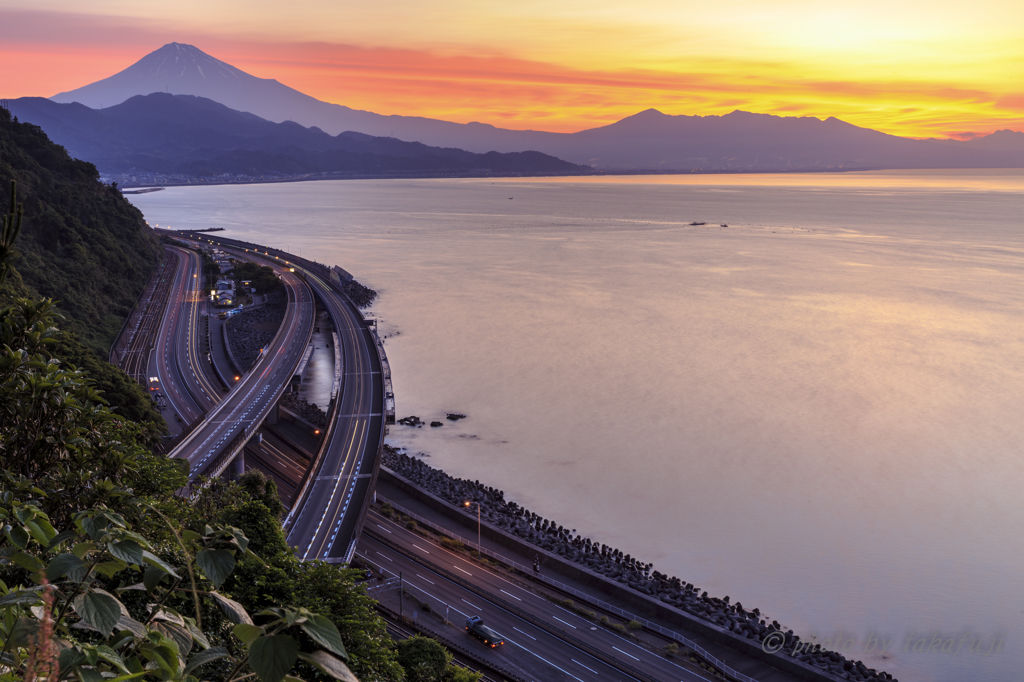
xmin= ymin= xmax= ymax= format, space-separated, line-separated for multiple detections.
xmin=160 ymin=242 xmax=316 ymax=480
xmin=150 ymin=246 xmax=221 ymax=425
xmin=283 ymin=265 xmax=384 ymax=562
xmin=162 ymin=233 xmax=385 ymax=562
xmin=141 ymin=235 xmax=777 ymax=682
xmin=361 ymin=508 xmax=712 ymax=682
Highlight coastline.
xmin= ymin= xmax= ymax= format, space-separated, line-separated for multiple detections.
xmin=113 ymin=166 xmax=886 ymax=192
xmin=382 ymin=445 xmax=896 ymax=682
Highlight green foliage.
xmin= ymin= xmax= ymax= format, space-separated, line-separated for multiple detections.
xmin=0 ymin=179 xmax=23 ymax=288
xmin=442 ymin=666 xmax=482 ymax=682
xmin=395 ymin=636 xmax=449 ymax=682
xmin=0 ymin=299 xmax=179 ymax=527
xmin=0 ymin=498 xmax=358 ymax=682
xmin=51 ymin=328 xmax=166 ymax=437
xmin=229 ymin=261 xmax=282 ymax=296
xmin=0 ymin=106 xmax=160 ymax=356
xmin=0 ymin=292 xmax=408 ymax=682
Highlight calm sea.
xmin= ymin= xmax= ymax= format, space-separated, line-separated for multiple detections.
xmin=130 ymin=170 xmax=1024 ymax=682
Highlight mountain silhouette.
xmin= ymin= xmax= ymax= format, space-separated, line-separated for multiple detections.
xmin=45 ymin=43 xmax=1024 ymax=170
xmin=10 ymin=93 xmax=586 ymax=177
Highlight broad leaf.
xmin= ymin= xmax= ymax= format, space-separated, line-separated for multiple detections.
xmin=155 ymin=622 xmax=193 ymax=659
xmin=139 ymin=633 xmax=181 ymax=678
xmin=232 ymin=623 xmax=263 ymax=646
xmin=196 ymin=548 xmax=235 ymax=588
xmin=78 ymin=666 xmax=105 ymax=682
xmin=73 ymin=590 xmax=123 ymax=636
xmin=7 ymin=616 xmax=38 ymax=647
xmin=142 ymin=550 xmax=180 ymax=578
xmin=210 ymin=591 xmax=253 ymax=625
xmin=143 ymin=565 xmax=167 ymax=592
xmin=0 ymin=587 xmax=42 ymax=606
xmin=94 ymin=559 xmax=128 ymax=578
xmin=46 ymin=553 xmax=85 ymax=581
xmin=6 ymin=525 xmax=28 ymax=549
xmin=149 ymin=606 xmax=185 ymax=626
xmin=11 ymin=551 xmax=45 ymax=573
xmin=184 ymin=646 xmax=231 ymax=676
xmin=72 ymin=541 xmax=98 ymax=559
xmin=24 ymin=518 xmax=56 ymax=545
xmin=95 ymin=644 xmax=130 ymax=673
xmin=186 ymin=620 xmax=211 ymax=650
xmin=58 ymin=647 xmax=87 ymax=671
xmin=297 ymin=651 xmax=359 ymax=682
xmin=45 ymin=529 xmax=78 ymax=551
xmin=116 ymin=614 xmax=148 ymax=638
xmin=249 ymin=635 xmax=298 ymax=682
xmin=300 ymin=615 xmax=348 ymax=660
xmin=108 ymin=540 xmax=145 ymax=565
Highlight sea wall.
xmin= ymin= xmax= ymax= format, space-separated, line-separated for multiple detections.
xmin=381 ymin=447 xmax=895 ymax=682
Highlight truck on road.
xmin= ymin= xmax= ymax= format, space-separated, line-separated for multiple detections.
xmin=465 ymin=616 xmax=504 ymax=647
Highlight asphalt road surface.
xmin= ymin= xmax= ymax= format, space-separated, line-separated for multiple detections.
xmin=361 ymin=509 xmax=710 ymax=682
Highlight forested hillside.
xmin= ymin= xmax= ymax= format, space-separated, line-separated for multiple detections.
xmin=0 ymin=105 xmax=164 ymax=433
xmin=0 ymin=105 xmax=160 ymax=354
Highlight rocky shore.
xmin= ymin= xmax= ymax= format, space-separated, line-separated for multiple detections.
xmin=280 ymin=392 xmax=327 ymax=428
xmin=340 ymin=279 xmax=377 ymax=308
xmin=225 ymin=291 xmax=285 ymax=371
xmin=382 ymin=446 xmax=895 ymax=682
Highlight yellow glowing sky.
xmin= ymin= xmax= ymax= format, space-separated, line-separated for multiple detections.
xmin=1 ymin=0 xmax=1022 ymax=138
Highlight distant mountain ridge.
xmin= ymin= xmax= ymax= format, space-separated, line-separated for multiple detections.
xmin=8 ymin=93 xmax=586 ymax=177
xmin=44 ymin=42 xmax=1024 ymax=170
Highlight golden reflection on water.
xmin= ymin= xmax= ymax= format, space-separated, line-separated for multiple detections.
xmin=486 ymin=168 xmax=1024 ymax=193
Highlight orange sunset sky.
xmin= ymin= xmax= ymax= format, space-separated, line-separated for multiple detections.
xmin=1 ymin=0 xmax=1022 ymax=139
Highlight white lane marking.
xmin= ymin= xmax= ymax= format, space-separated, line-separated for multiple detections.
xmin=415 ymin=574 xmax=435 ymax=585
xmin=500 ymin=589 xmax=522 ymax=601
xmin=375 ymin=525 xmax=392 ymax=534
xmin=612 ymin=646 xmax=639 ymax=661
xmin=377 ymin=554 xmax=392 ymax=562
xmin=412 ymin=544 xmax=430 ymax=554
xmin=453 ymin=565 xmax=472 ymax=576
xmin=553 ymin=616 xmax=577 ymax=629
xmin=572 ymin=659 xmax=599 ymax=675
xmin=512 ymin=626 xmax=536 ymax=641
xmin=505 ymin=639 xmax=584 ymax=682
xmin=461 ymin=599 xmax=481 ymax=610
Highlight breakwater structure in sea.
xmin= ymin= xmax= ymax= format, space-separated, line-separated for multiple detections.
xmin=383 ymin=445 xmax=896 ymax=682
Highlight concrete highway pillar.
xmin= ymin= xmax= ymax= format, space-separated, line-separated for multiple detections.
xmin=266 ymin=402 xmax=278 ymax=425
xmin=229 ymin=451 xmax=245 ymax=480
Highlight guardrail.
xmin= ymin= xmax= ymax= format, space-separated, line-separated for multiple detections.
xmin=366 ymin=528 xmax=671 ymax=682
xmin=376 ymin=497 xmax=757 ymax=682
xmin=169 ymin=249 xmax=314 ymax=479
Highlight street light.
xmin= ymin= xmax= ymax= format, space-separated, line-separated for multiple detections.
xmin=464 ymin=501 xmax=481 ymax=553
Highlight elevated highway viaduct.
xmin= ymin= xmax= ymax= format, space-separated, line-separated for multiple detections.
xmin=162 ymin=231 xmax=389 ymax=563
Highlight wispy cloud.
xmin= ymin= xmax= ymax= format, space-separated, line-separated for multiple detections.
xmin=1 ymin=7 xmax=1021 ymax=138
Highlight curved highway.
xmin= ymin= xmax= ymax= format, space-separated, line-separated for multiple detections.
xmin=152 ymin=246 xmax=219 ymax=424
xmin=170 ymin=233 xmax=385 ymax=562
xmin=284 ymin=266 xmax=384 ymax=561
xmin=167 ymin=254 xmax=315 ymax=479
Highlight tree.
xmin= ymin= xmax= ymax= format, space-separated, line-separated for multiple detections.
xmin=0 ymin=499 xmax=359 ymax=682
xmin=395 ymin=636 xmax=449 ymax=682
xmin=0 ymin=179 xmax=23 ymax=288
